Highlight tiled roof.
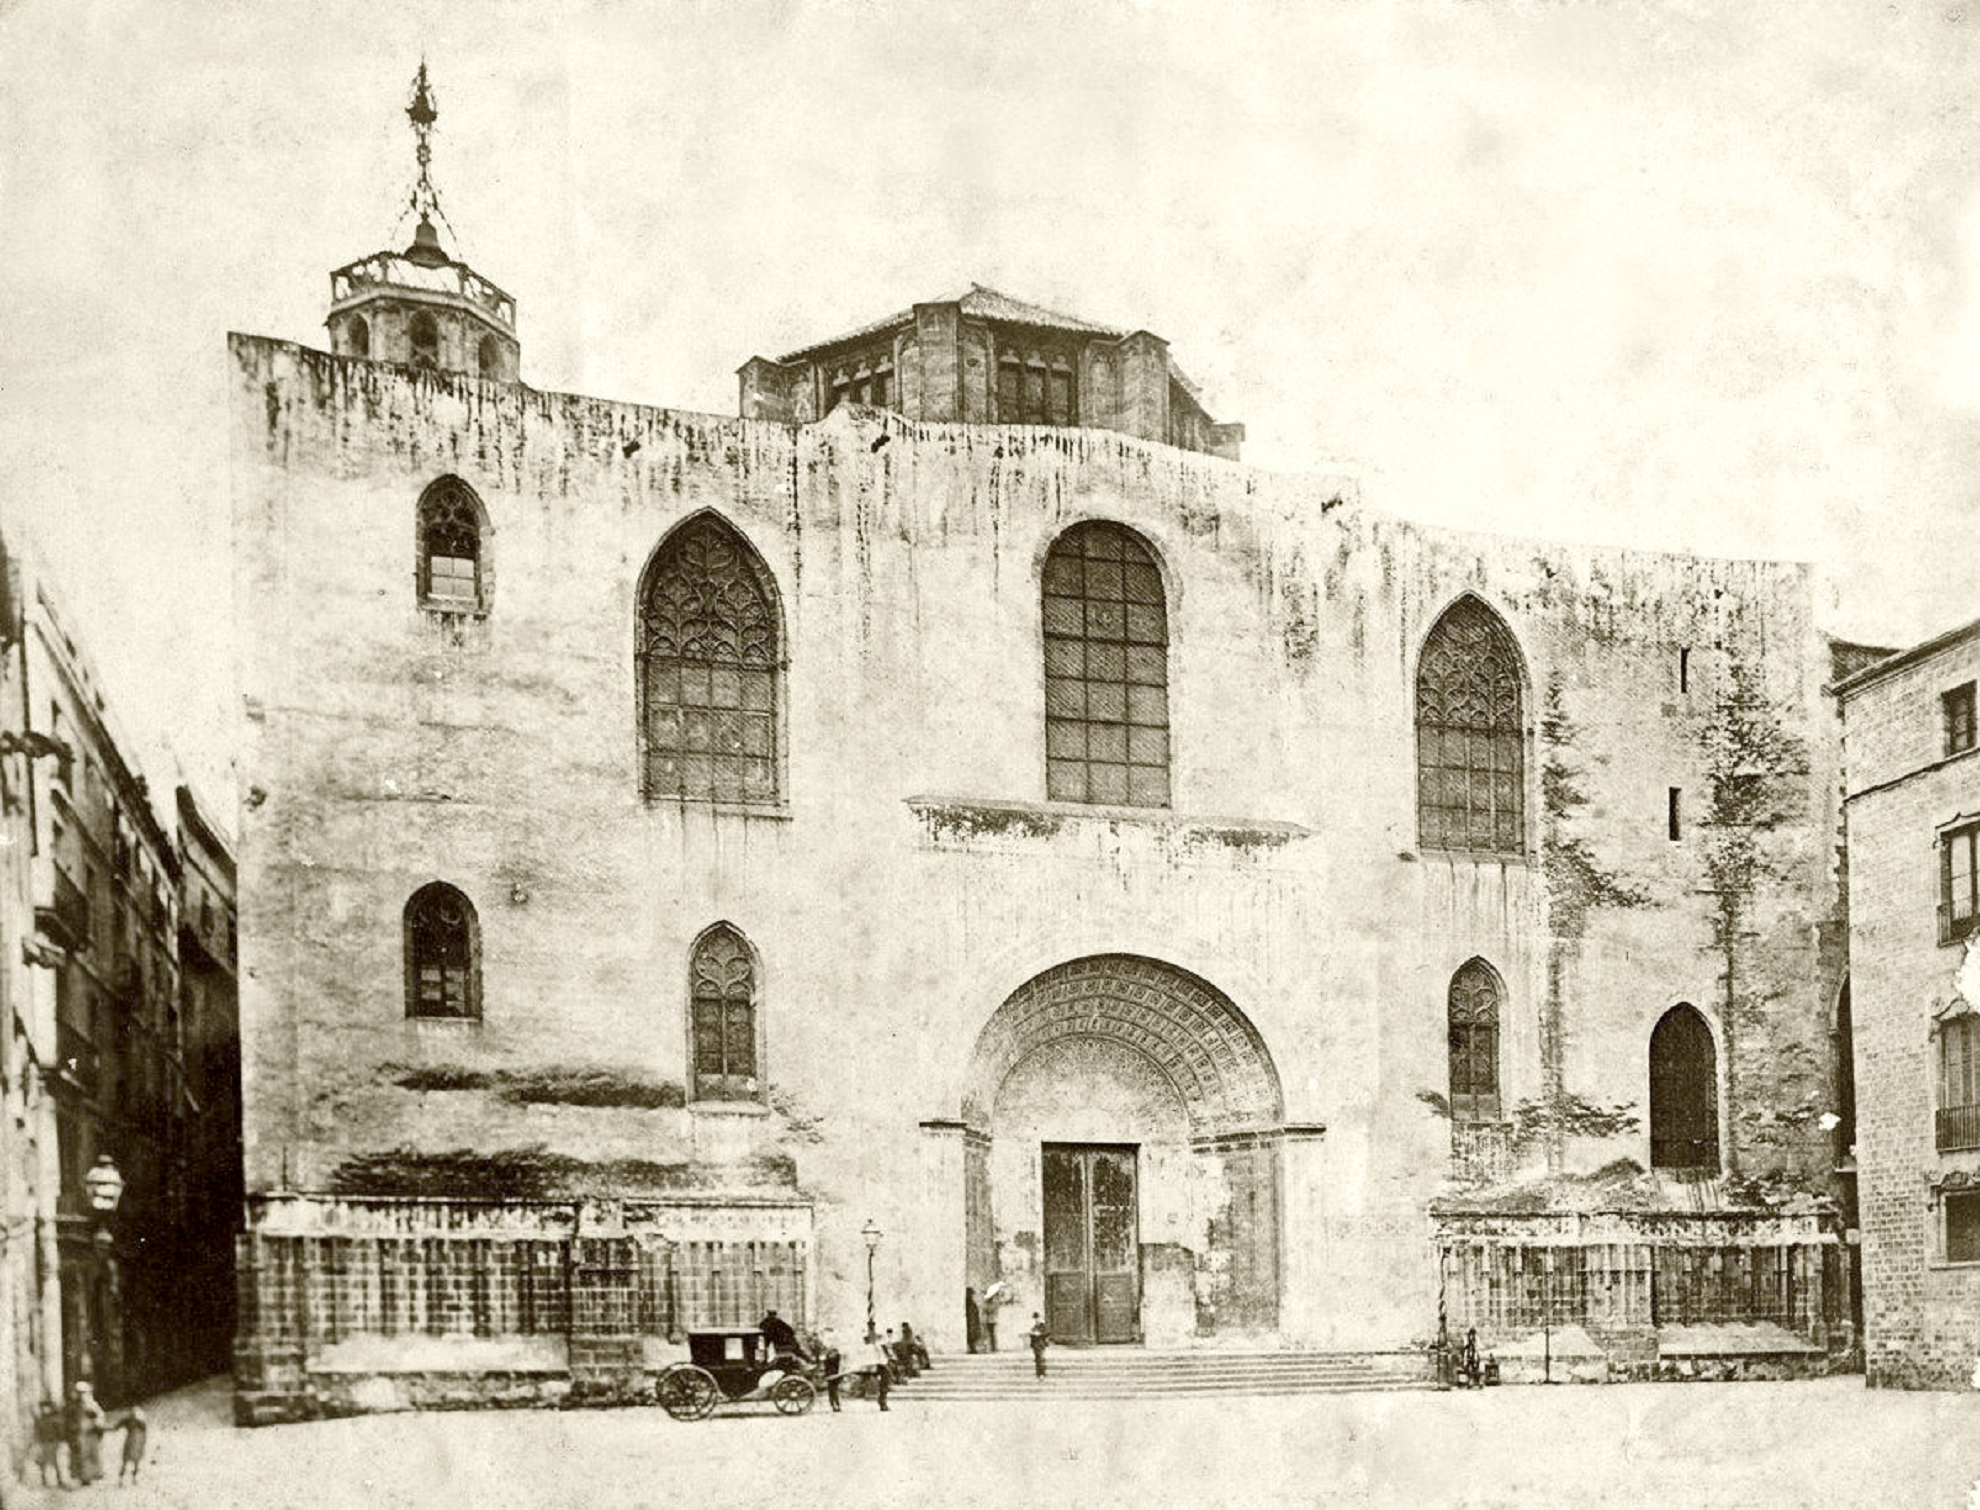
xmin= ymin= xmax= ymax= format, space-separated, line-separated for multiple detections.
xmin=778 ymin=283 xmax=1123 ymax=362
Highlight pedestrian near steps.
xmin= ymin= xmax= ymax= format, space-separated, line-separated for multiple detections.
xmin=1028 ymin=1314 xmax=1050 ymax=1379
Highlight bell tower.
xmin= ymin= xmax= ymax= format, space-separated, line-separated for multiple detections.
xmin=326 ymin=64 xmax=520 ymax=382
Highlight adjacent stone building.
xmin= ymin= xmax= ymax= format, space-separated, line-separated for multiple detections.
xmin=1837 ymin=617 xmax=1980 ymax=1387
xmin=227 ymin=81 xmax=1860 ymax=1418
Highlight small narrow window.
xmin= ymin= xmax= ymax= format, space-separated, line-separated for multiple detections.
xmin=1447 ymin=958 xmax=1502 ymax=1121
xmin=408 ymin=311 xmax=440 ymax=369
xmin=1943 ymin=821 xmax=1980 ymax=945
xmin=1678 ymin=647 xmax=1690 ymax=694
xmin=871 ymin=367 xmax=891 ymax=407
xmin=1945 ymin=682 xmax=1975 ymax=757
xmin=1668 ymin=787 xmax=1681 ymax=841
xmin=349 ymin=315 xmax=371 ymax=358
xmin=690 ymin=924 xmax=758 ymax=1101
xmin=404 ymin=883 xmax=480 ymax=1020
xmin=1949 ymin=1191 xmax=1980 ymax=1263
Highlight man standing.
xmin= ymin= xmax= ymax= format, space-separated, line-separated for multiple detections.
xmin=1028 ymin=1313 xmax=1050 ymax=1380
xmin=862 ymin=1333 xmax=891 ymax=1411
xmin=820 ymin=1330 xmax=843 ymax=1412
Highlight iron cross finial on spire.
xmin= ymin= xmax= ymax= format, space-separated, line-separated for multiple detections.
xmin=403 ymin=61 xmax=452 ymax=267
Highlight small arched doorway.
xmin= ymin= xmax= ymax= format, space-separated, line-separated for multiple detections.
xmin=963 ymin=955 xmax=1285 ymax=1343
xmin=1649 ymin=1003 xmax=1720 ymax=1172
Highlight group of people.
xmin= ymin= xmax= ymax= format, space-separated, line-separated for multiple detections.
xmin=32 ymin=1380 xmax=149 ymax=1488
xmin=760 ymin=1309 xmax=932 ymax=1414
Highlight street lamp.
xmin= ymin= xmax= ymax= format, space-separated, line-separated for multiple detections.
xmin=861 ymin=1220 xmax=882 ymax=1344
xmin=83 ymin=1155 xmax=125 ymax=1217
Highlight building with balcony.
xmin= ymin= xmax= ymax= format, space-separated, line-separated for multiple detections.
xmin=1836 ymin=615 xmax=1980 ymax=1387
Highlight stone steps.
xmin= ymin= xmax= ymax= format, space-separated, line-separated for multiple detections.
xmin=898 ymin=1351 xmax=1436 ymax=1401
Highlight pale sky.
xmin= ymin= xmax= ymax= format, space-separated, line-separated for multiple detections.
xmin=5 ymin=0 xmax=1980 ymax=815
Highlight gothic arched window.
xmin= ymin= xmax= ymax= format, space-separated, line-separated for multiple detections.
xmin=1416 ymin=596 xmax=1527 ymax=856
xmin=1649 ymin=1003 xmax=1718 ymax=1171
xmin=637 ymin=515 xmax=781 ymax=804
xmin=404 ymin=883 xmax=479 ymax=1020
xmin=1044 ymin=522 xmax=1170 ymax=808
xmin=349 ymin=315 xmax=370 ymax=358
xmin=417 ymin=477 xmax=487 ymax=612
xmin=1447 ymin=958 xmax=1502 ymax=1121
xmin=690 ymin=924 xmax=758 ymax=1101
xmin=477 ymin=335 xmax=499 ymax=379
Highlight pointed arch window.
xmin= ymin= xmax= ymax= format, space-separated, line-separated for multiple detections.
xmin=1044 ymin=522 xmax=1170 ymax=807
xmin=690 ymin=925 xmax=758 ymax=1101
xmin=1649 ymin=1004 xmax=1718 ymax=1171
xmin=417 ymin=477 xmax=487 ymax=612
xmin=349 ymin=315 xmax=370 ymax=358
xmin=1447 ymin=959 xmax=1502 ymax=1121
xmin=404 ymin=883 xmax=479 ymax=1020
xmin=1416 ymin=597 xmax=1527 ymax=856
xmin=638 ymin=515 xmax=781 ymax=804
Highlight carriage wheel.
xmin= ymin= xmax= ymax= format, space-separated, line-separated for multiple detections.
xmin=657 ymin=1365 xmax=718 ymax=1421
xmin=771 ymin=1376 xmax=816 ymax=1416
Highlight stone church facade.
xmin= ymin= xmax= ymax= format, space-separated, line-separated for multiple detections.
xmin=227 ymin=115 xmax=1857 ymax=1419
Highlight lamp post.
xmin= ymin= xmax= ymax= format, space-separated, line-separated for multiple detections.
xmin=81 ymin=1155 xmax=124 ymax=1389
xmin=861 ymin=1220 xmax=882 ymax=1344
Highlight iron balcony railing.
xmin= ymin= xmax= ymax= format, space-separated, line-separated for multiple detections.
xmin=1937 ymin=1103 xmax=1980 ymax=1152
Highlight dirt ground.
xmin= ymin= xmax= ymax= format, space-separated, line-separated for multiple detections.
xmin=11 ymin=1373 xmax=1980 ymax=1509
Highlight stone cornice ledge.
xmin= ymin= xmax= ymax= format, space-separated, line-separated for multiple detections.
xmin=905 ymin=794 xmax=1310 ymax=847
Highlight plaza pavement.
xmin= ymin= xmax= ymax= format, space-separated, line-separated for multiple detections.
xmin=12 ymin=1373 xmax=1980 ymax=1509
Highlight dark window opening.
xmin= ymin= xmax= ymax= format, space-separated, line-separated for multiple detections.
xmin=1949 ymin=1191 xmax=1980 ymax=1263
xmin=1833 ymin=978 xmax=1856 ymax=1168
xmin=404 ymin=883 xmax=479 ymax=1020
xmin=1946 ymin=682 xmax=1976 ymax=757
xmin=477 ymin=335 xmax=499 ymax=379
xmin=1447 ymin=958 xmax=1502 ymax=1121
xmin=1043 ymin=522 xmax=1170 ymax=808
xmin=349 ymin=316 xmax=370 ymax=358
xmin=1649 ymin=1003 xmax=1718 ymax=1171
xmin=1416 ymin=597 xmax=1527 ymax=856
xmin=690 ymin=924 xmax=757 ymax=1101
xmin=1943 ymin=821 xmax=1980 ymax=945
xmin=999 ymin=347 xmax=1077 ymax=425
xmin=637 ymin=515 xmax=780 ymax=804
xmin=408 ymin=311 xmax=440 ymax=369
xmin=1668 ymin=787 xmax=1682 ymax=841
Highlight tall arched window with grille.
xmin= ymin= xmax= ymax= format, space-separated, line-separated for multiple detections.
xmin=1447 ymin=958 xmax=1502 ymax=1121
xmin=1043 ymin=522 xmax=1170 ymax=808
xmin=1939 ymin=1013 xmax=1980 ymax=1152
xmin=637 ymin=514 xmax=781 ymax=804
xmin=1416 ymin=596 xmax=1527 ymax=855
xmin=1649 ymin=1003 xmax=1718 ymax=1171
xmin=416 ymin=477 xmax=488 ymax=612
xmin=690 ymin=924 xmax=758 ymax=1102
xmin=404 ymin=883 xmax=480 ymax=1020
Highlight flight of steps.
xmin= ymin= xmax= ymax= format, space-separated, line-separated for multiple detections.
xmin=897 ymin=1349 xmax=1437 ymax=1402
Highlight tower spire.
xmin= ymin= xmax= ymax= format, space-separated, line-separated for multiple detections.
xmin=403 ymin=62 xmax=451 ymax=268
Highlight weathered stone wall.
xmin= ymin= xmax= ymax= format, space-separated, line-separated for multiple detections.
xmin=230 ymin=333 xmax=1844 ymax=1372
xmin=1840 ymin=629 xmax=1980 ymax=1387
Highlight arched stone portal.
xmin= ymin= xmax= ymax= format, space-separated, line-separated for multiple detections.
xmin=961 ymin=955 xmax=1286 ymax=1344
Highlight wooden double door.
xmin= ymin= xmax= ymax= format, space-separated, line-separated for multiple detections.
xmin=1042 ymin=1143 xmax=1140 ymax=1344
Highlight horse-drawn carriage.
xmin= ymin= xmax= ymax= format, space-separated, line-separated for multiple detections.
xmin=656 ymin=1328 xmax=820 ymax=1421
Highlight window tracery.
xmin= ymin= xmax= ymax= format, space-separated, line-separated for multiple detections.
xmin=417 ymin=478 xmax=485 ymax=611
xmin=1447 ymin=959 xmax=1502 ymax=1120
xmin=691 ymin=925 xmax=757 ymax=1101
xmin=638 ymin=515 xmax=780 ymax=803
xmin=1416 ymin=597 xmax=1526 ymax=855
xmin=404 ymin=883 xmax=479 ymax=1020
